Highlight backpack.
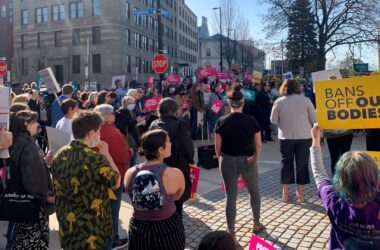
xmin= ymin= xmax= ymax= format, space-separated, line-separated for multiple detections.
xmin=132 ymin=166 xmax=166 ymax=211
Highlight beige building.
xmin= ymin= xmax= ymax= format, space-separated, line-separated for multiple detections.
xmin=12 ymin=0 xmax=198 ymax=88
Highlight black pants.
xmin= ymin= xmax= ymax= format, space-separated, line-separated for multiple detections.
xmin=280 ymin=139 xmax=312 ymax=185
xmin=326 ymin=134 xmax=353 ymax=174
xmin=366 ymin=129 xmax=380 ymax=151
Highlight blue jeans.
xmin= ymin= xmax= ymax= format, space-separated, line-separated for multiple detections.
xmin=110 ymin=183 xmax=124 ymax=243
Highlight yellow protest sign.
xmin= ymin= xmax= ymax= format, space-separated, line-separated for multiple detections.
xmin=315 ymin=75 xmax=380 ymax=129
xmin=365 ymin=151 xmax=380 ymax=167
xmin=252 ymin=71 xmax=263 ymax=84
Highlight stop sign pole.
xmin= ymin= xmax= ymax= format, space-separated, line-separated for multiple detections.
xmin=0 ymin=61 xmax=7 ymax=86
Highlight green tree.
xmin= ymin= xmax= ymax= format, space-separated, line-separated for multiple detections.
xmin=286 ymin=0 xmax=318 ymax=74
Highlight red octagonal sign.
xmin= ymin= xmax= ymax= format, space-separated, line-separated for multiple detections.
xmin=152 ymin=54 xmax=168 ymax=74
xmin=0 ymin=61 xmax=7 ymax=77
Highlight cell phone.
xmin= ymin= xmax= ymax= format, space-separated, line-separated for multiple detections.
xmin=246 ymin=156 xmax=255 ymax=164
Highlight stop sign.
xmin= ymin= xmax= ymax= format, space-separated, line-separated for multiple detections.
xmin=0 ymin=61 xmax=7 ymax=77
xmin=152 ymin=54 xmax=168 ymax=74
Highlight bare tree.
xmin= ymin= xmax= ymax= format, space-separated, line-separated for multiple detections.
xmin=262 ymin=0 xmax=380 ymax=70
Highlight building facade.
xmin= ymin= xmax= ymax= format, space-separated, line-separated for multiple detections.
xmin=0 ymin=0 xmax=14 ymax=80
xmin=13 ymin=0 xmax=198 ymax=87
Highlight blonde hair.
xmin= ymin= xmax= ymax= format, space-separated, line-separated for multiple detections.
xmin=12 ymin=94 xmax=30 ymax=105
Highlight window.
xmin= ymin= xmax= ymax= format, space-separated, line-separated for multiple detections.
xmin=92 ymin=26 xmax=101 ymax=44
xmin=125 ymin=1 xmax=130 ymax=19
xmin=70 ymin=1 xmax=84 ymax=19
xmin=21 ymin=9 xmax=28 ymax=25
xmin=52 ymin=4 xmax=64 ymax=21
xmin=136 ymin=57 xmax=142 ymax=73
xmin=72 ymin=29 xmax=80 ymax=46
xmin=134 ymin=33 xmax=140 ymax=48
xmin=22 ymin=59 xmax=28 ymax=75
xmin=37 ymin=33 xmax=44 ymax=48
xmin=126 ymin=29 xmax=130 ymax=45
xmin=92 ymin=0 xmax=100 ymax=16
xmin=55 ymin=31 xmax=62 ymax=47
xmin=93 ymin=54 xmax=101 ymax=73
xmin=1 ymin=5 xmax=6 ymax=18
xmin=126 ymin=55 xmax=131 ymax=73
xmin=21 ymin=34 xmax=28 ymax=50
xmin=73 ymin=55 xmax=81 ymax=74
xmin=35 ymin=7 xmax=48 ymax=23
xmin=38 ymin=59 xmax=44 ymax=71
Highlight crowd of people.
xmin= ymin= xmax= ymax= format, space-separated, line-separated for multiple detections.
xmin=0 ymin=76 xmax=379 ymax=250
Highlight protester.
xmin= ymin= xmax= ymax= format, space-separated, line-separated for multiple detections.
xmin=149 ymin=97 xmax=194 ymax=215
xmin=310 ymin=124 xmax=380 ymax=249
xmin=9 ymin=110 xmax=54 ymax=249
xmin=270 ymin=79 xmax=317 ymax=203
xmin=51 ymin=111 xmax=120 ymax=250
xmin=366 ymin=129 xmax=380 ymax=151
xmin=124 ymin=129 xmax=186 ymax=250
xmin=93 ymin=104 xmax=132 ymax=249
xmin=190 ymin=82 xmax=205 ymax=140
xmin=78 ymin=92 xmax=89 ymax=109
xmin=214 ymin=86 xmax=263 ymax=238
xmin=51 ymin=84 xmax=74 ymax=127
xmin=207 ymin=81 xmax=224 ymax=138
xmin=127 ymin=88 xmax=143 ymax=115
xmin=27 ymin=89 xmax=40 ymax=114
xmin=114 ymin=79 xmax=126 ymax=107
xmin=324 ymin=129 xmax=353 ymax=174
xmin=96 ymin=90 xmax=111 ymax=106
xmin=56 ymin=99 xmax=78 ymax=136
xmin=85 ymin=91 xmax=97 ymax=109
xmin=197 ymin=231 xmax=237 ymax=250
xmin=256 ymin=83 xmax=273 ymax=142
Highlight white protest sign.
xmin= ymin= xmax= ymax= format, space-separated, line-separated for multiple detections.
xmin=38 ymin=67 xmax=61 ymax=94
xmin=46 ymin=127 xmax=71 ymax=153
xmin=311 ymin=69 xmax=342 ymax=93
xmin=282 ymin=71 xmax=294 ymax=80
xmin=90 ymin=82 xmax=97 ymax=91
xmin=111 ymin=75 xmax=126 ymax=89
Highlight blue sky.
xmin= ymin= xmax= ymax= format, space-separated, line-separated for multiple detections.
xmin=185 ymin=0 xmax=379 ymax=70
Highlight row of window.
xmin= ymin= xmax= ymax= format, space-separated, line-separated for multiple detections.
xmin=20 ymin=27 xmax=101 ymax=49
xmin=20 ymin=0 xmax=100 ymax=25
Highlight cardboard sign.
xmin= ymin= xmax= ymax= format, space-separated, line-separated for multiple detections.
xmin=182 ymin=98 xmax=190 ymax=110
xmin=222 ymin=175 xmax=246 ymax=192
xmin=242 ymin=89 xmax=256 ymax=102
xmin=198 ymin=68 xmax=218 ymax=79
xmin=282 ymin=71 xmax=293 ymax=80
xmin=366 ymin=151 xmax=380 ymax=167
xmin=166 ymin=74 xmax=180 ymax=85
xmin=46 ymin=127 xmax=71 ymax=153
xmin=311 ymin=69 xmax=342 ymax=92
xmin=190 ymin=165 xmax=200 ymax=200
xmin=315 ymin=75 xmax=380 ymax=129
xmin=148 ymin=76 xmax=154 ymax=88
xmin=90 ymin=82 xmax=97 ymax=91
xmin=249 ymin=235 xmax=276 ymax=250
xmin=143 ymin=97 xmax=161 ymax=113
xmin=39 ymin=67 xmax=61 ymax=94
xmin=111 ymin=75 xmax=126 ymax=89
xmin=252 ymin=71 xmax=263 ymax=84
xmin=210 ymin=99 xmax=224 ymax=114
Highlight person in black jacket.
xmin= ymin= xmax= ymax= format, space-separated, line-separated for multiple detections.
xmin=149 ymin=97 xmax=195 ymax=216
xmin=256 ymin=83 xmax=273 ymax=142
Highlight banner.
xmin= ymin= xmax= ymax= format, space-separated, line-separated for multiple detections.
xmin=315 ymin=75 xmax=380 ymax=129
xmin=143 ymin=97 xmax=161 ymax=113
xmin=242 ymin=89 xmax=256 ymax=102
xmin=282 ymin=71 xmax=293 ymax=80
xmin=311 ymin=69 xmax=342 ymax=93
xmin=190 ymin=165 xmax=200 ymax=200
xmin=166 ymin=74 xmax=181 ymax=85
xmin=245 ymin=74 xmax=252 ymax=83
xmin=365 ymin=151 xmax=380 ymax=167
xmin=217 ymin=71 xmax=229 ymax=83
xmin=210 ymin=99 xmax=224 ymax=114
xmin=38 ymin=67 xmax=61 ymax=94
xmin=249 ymin=235 xmax=275 ymax=250
xmin=111 ymin=75 xmax=126 ymax=89
xmin=46 ymin=127 xmax=71 ymax=153
xmin=198 ymin=68 xmax=218 ymax=79
xmin=222 ymin=175 xmax=246 ymax=192
xmin=252 ymin=71 xmax=263 ymax=84
xmin=181 ymin=98 xmax=190 ymax=110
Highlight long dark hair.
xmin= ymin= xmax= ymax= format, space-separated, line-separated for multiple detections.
xmin=138 ymin=129 xmax=168 ymax=160
xmin=96 ymin=90 xmax=108 ymax=105
xmin=10 ymin=110 xmax=38 ymax=139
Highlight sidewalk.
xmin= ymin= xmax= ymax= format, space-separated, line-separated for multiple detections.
xmin=0 ymin=135 xmax=366 ymax=249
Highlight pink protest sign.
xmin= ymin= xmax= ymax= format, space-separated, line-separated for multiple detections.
xmin=198 ymin=68 xmax=218 ymax=79
xmin=245 ymin=74 xmax=253 ymax=83
xmin=249 ymin=235 xmax=276 ymax=250
xmin=182 ymin=98 xmax=190 ymax=110
xmin=190 ymin=165 xmax=200 ymax=200
xmin=210 ymin=99 xmax=224 ymax=114
xmin=166 ymin=74 xmax=181 ymax=85
xmin=222 ymin=175 xmax=247 ymax=192
xmin=148 ymin=76 xmax=154 ymax=88
xmin=143 ymin=97 xmax=161 ymax=113
xmin=217 ymin=71 xmax=229 ymax=83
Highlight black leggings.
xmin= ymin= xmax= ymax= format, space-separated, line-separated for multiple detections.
xmin=327 ymin=134 xmax=353 ymax=174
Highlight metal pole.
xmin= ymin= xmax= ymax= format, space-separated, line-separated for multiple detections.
xmin=219 ymin=8 xmax=223 ymax=71
xmin=281 ymin=40 xmax=284 ymax=75
xmin=157 ymin=0 xmax=164 ymax=93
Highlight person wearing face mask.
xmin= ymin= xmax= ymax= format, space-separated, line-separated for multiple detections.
xmin=115 ymin=96 xmax=142 ymax=167
xmin=8 ymin=110 xmax=55 ymax=249
xmin=51 ymin=111 xmax=120 ymax=250
xmin=206 ymin=81 xmax=224 ymax=138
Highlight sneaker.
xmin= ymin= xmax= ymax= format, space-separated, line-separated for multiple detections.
xmin=112 ymin=238 xmax=128 ymax=250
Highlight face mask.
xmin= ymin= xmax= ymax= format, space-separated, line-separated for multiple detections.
xmin=127 ymin=104 xmax=136 ymax=110
xmin=90 ymin=133 xmax=101 ymax=148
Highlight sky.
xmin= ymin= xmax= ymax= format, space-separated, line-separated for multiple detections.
xmin=185 ymin=0 xmax=379 ymax=70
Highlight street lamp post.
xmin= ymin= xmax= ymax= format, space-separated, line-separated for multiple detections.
xmin=213 ymin=7 xmax=223 ymax=71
